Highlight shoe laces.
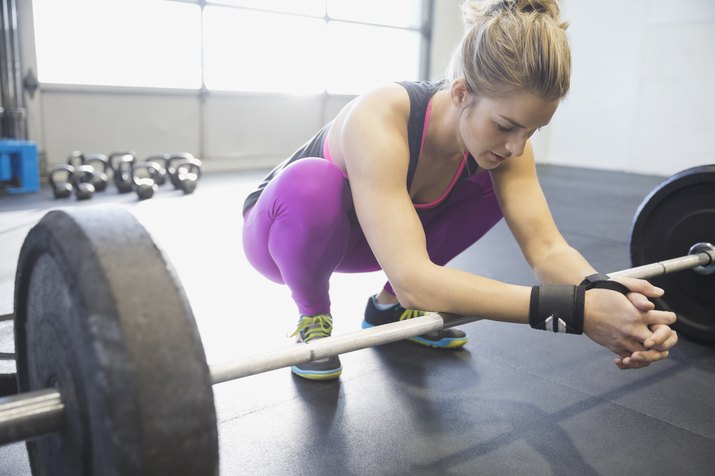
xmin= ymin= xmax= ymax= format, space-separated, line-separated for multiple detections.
xmin=398 ymin=308 xmax=426 ymax=321
xmin=291 ymin=314 xmax=333 ymax=342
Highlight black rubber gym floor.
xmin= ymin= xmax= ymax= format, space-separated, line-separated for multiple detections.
xmin=1 ymin=165 xmax=714 ymax=475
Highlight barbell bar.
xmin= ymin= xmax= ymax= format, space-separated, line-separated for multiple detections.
xmin=210 ymin=243 xmax=715 ymax=384
xmin=1 ymin=240 xmax=713 ymax=448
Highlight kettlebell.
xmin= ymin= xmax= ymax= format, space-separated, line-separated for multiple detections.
xmin=113 ymin=154 xmax=135 ymax=194
xmin=131 ymin=162 xmax=159 ymax=200
xmin=48 ymin=164 xmax=75 ymax=199
xmin=166 ymin=153 xmax=194 ymax=190
xmin=108 ymin=151 xmax=136 ymax=176
xmin=175 ymin=158 xmax=203 ymax=195
xmin=66 ymin=150 xmax=85 ymax=168
xmin=84 ymin=154 xmax=110 ymax=192
xmin=73 ymin=165 xmax=97 ymax=200
xmin=145 ymin=154 xmax=170 ymax=186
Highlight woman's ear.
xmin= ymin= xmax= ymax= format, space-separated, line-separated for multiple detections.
xmin=450 ymin=79 xmax=471 ymax=107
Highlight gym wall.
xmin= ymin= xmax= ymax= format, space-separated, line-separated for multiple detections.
xmin=18 ymin=0 xmax=715 ymax=177
xmin=430 ymin=0 xmax=715 ymax=177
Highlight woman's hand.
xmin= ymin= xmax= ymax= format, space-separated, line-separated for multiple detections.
xmin=613 ymin=324 xmax=678 ymax=369
xmin=583 ymin=277 xmax=678 ymax=369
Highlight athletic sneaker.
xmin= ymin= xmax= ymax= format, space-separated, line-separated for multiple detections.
xmin=362 ymin=295 xmax=468 ymax=349
xmin=290 ymin=314 xmax=342 ymax=380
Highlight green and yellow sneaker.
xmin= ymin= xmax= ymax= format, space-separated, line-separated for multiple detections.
xmin=290 ymin=314 xmax=342 ymax=381
xmin=362 ymin=296 xmax=468 ymax=349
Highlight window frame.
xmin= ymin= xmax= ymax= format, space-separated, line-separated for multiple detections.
xmin=26 ymin=0 xmax=434 ymax=97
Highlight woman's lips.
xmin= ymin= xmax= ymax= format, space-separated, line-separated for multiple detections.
xmin=488 ymin=151 xmax=507 ymax=163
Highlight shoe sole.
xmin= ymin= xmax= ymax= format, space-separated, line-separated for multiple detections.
xmin=361 ymin=321 xmax=467 ymax=349
xmin=291 ymin=366 xmax=342 ymax=381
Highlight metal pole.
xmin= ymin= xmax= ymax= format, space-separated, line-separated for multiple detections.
xmin=0 ymin=0 xmax=27 ymax=139
xmin=208 ymin=312 xmax=484 ymax=384
xmin=0 ymin=245 xmax=712 ymax=445
xmin=609 ymin=244 xmax=713 ymax=279
xmin=0 ymin=388 xmax=64 ymax=445
xmin=209 ymin=244 xmax=714 ymax=383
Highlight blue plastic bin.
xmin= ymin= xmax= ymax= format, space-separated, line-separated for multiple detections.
xmin=0 ymin=140 xmax=40 ymax=194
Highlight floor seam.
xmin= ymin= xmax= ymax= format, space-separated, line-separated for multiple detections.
xmin=477 ymin=353 xmax=715 ymax=442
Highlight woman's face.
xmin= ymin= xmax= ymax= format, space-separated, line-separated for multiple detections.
xmin=457 ymin=88 xmax=559 ymax=170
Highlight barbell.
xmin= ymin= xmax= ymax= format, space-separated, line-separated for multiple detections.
xmin=0 ymin=164 xmax=713 ymax=475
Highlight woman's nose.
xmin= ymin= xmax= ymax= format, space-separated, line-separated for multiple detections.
xmin=505 ymin=136 xmax=527 ymax=157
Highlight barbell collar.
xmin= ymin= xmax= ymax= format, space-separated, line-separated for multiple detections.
xmin=688 ymin=242 xmax=715 ymax=275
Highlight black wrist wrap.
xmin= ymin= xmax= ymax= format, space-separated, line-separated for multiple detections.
xmin=529 ymin=285 xmax=585 ymax=334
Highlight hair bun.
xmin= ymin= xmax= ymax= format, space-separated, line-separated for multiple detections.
xmin=448 ymin=0 xmax=571 ymax=101
xmin=462 ymin=0 xmax=563 ymax=28
xmin=485 ymin=0 xmax=517 ymax=17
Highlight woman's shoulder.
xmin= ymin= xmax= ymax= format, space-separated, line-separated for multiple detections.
xmin=328 ymin=84 xmax=414 ymax=165
xmin=351 ymin=80 xmax=445 ymax=120
xmin=359 ymin=80 xmax=443 ymax=104
xmin=334 ymin=80 xmax=444 ymax=142
xmin=355 ymin=83 xmax=410 ymax=112
xmin=333 ymin=84 xmax=411 ymax=134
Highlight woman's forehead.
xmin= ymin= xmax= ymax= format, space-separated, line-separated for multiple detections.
xmin=479 ymin=90 xmax=559 ymax=127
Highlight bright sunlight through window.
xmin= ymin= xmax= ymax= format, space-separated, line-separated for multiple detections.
xmin=32 ymin=0 xmax=425 ymax=94
xmin=33 ymin=0 xmax=202 ymax=89
xmin=203 ymin=7 xmax=326 ymax=94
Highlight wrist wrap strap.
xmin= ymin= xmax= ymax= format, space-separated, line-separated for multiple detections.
xmin=579 ymin=273 xmax=610 ymax=286
xmin=579 ymin=273 xmax=630 ymax=295
xmin=584 ymin=279 xmax=630 ymax=295
xmin=529 ymin=285 xmax=585 ymax=334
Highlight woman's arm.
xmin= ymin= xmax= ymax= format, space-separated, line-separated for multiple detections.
xmin=491 ymin=144 xmax=677 ymax=368
xmin=340 ymin=87 xmax=674 ymax=369
xmin=490 ymin=141 xmax=596 ymax=284
xmin=341 ymin=86 xmax=532 ymax=323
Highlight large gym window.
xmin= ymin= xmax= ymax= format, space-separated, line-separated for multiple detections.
xmin=32 ymin=0 xmax=427 ymax=95
xmin=32 ymin=0 xmax=203 ymax=89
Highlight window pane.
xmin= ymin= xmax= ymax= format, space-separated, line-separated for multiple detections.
xmin=325 ymin=23 xmax=421 ymax=95
xmin=203 ymin=7 xmax=326 ymax=93
xmin=328 ymin=0 xmax=422 ymax=28
xmin=207 ymin=0 xmax=324 ymax=17
xmin=32 ymin=0 xmax=201 ymax=89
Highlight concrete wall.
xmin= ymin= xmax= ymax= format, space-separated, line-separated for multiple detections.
xmin=553 ymin=0 xmax=715 ymax=176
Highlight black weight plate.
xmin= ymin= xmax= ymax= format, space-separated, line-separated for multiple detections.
xmin=14 ymin=207 xmax=218 ymax=475
xmin=630 ymin=164 xmax=715 ymax=346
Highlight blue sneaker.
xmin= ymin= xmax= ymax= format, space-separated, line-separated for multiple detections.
xmin=362 ymin=296 xmax=467 ymax=349
xmin=290 ymin=314 xmax=342 ymax=380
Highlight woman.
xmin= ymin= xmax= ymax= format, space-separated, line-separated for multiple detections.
xmin=242 ymin=0 xmax=678 ymax=380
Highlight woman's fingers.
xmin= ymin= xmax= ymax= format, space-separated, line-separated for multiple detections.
xmin=613 ymin=325 xmax=677 ymax=369
xmin=612 ymin=276 xmax=665 ymax=299
xmin=645 ymin=324 xmax=678 ymax=351
xmin=642 ymin=309 xmax=677 ymax=327
xmin=626 ymin=292 xmax=655 ymax=312
xmin=584 ymin=283 xmax=679 ymax=370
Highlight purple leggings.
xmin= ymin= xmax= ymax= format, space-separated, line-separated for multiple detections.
xmin=242 ymin=158 xmax=503 ymax=316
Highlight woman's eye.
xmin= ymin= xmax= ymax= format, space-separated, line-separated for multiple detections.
xmin=496 ymin=123 xmax=514 ymax=133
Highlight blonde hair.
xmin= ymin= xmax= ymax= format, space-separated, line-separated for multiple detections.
xmin=447 ymin=0 xmax=571 ymax=101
